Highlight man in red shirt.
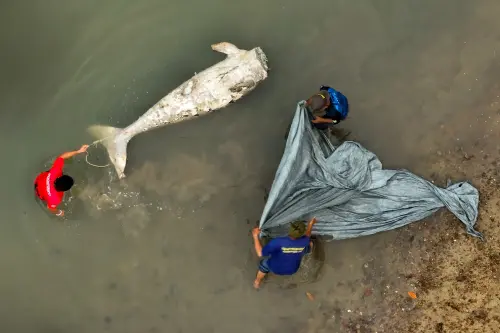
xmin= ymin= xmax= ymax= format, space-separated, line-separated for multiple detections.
xmin=34 ymin=144 xmax=89 ymax=217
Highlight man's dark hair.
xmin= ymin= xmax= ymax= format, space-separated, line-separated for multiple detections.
xmin=288 ymin=221 xmax=306 ymax=238
xmin=54 ymin=175 xmax=74 ymax=192
xmin=306 ymin=91 xmax=330 ymax=114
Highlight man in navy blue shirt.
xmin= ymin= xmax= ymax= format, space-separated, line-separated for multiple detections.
xmin=251 ymin=218 xmax=316 ymax=289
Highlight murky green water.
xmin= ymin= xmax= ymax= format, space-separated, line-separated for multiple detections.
xmin=2 ymin=0 xmax=499 ymax=332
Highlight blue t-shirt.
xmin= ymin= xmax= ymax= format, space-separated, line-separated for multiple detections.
xmin=262 ymin=236 xmax=311 ymax=275
xmin=313 ymin=86 xmax=349 ymax=130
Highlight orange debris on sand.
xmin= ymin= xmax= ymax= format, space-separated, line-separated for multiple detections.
xmin=408 ymin=291 xmax=417 ymax=299
xmin=306 ymin=292 xmax=315 ymax=301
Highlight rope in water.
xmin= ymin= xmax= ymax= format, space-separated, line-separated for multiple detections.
xmin=84 ymin=137 xmax=111 ymax=168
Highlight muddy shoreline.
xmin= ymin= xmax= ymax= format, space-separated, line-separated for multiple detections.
xmin=301 ymin=97 xmax=500 ymax=333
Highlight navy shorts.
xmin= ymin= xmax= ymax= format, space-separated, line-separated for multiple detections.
xmin=258 ymin=258 xmax=271 ymax=274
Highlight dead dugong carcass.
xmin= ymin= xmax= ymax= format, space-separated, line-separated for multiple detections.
xmin=88 ymin=42 xmax=269 ymax=179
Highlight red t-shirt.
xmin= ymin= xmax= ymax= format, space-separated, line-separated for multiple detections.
xmin=34 ymin=157 xmax=65 ymax=209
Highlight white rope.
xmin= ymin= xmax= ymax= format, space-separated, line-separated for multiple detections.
xmin=84 ymin=137 xmax=111 ymax=168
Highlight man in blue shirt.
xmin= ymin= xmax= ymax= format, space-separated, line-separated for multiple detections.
xmin=251 ymin=218 xmax=316 ymax=289
xmin=306 ymin=85 xmax=350 ymax=140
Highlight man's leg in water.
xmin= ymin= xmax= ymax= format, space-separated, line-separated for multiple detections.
xmin=254 ymin=258 xmax=270 ymax=289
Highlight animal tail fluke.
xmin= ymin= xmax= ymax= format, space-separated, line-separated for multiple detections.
xmin=87 ymin=125 xmax=130 ymax=179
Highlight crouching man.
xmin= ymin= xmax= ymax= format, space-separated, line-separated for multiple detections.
xmin=251 ymin=217 xmax=316 ymax=289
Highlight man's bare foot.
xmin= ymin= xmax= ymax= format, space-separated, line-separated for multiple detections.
xmin=253 ymin=279 xmax=261 ymax=289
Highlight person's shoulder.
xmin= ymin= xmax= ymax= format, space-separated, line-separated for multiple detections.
xmin=269 ymin=236 xmax=289 ymax=246
xmin=53 ymin=157 xmax=64 ymax=165
xmin=294 ymin=236 xmax=311 ymax=245
xmin=272 ymin=236 xmax=289 ymax=242
xmin=50 ymin=157 xmax=65 ymax=172
xmin=34 ymin=171 xmax=47 ymax=183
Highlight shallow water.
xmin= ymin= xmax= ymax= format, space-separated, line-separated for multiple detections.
xmin=1 ymin=0 xmax=499 ymax=332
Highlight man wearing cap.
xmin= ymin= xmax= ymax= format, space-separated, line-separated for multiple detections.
xmin=306 ymin=85 xmax=350 ymax=133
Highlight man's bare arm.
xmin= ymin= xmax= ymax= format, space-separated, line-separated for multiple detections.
xmin=59 ymin=144 xmax=89 ymax=160
xmin=306 ymin=217 xmax=317 ymax=237
xmin=252 ymin=227 xmax=263 ymax=257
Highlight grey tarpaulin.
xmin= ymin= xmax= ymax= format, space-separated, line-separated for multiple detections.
xmin=258 ymin=102 xmax=483 ymax=240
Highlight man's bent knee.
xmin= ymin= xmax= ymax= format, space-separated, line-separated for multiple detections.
xmin=258 ymin=258 xmax=271 ymax=274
